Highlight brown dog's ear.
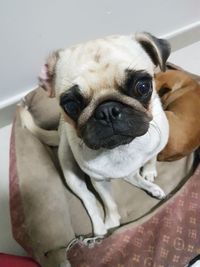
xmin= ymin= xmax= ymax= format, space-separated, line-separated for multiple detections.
xmin=135 ymin=32 xmax=171 ymax=71
xmin=39 ymin=51 xmax=60 ymax=98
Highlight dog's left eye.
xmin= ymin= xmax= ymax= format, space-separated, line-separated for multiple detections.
xmin=135 ymin=80 xmax=152 ymax=95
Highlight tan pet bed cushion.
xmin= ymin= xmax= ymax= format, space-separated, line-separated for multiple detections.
xmin=9 ymin=83 xmax=200 ymax=267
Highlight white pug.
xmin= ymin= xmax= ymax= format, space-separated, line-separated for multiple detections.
xmin=20 ymin=32 xmax=170 ymax=238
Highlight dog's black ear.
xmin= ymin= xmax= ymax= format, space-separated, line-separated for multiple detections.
xmin=39 ymin=51 xmax=60 ymax=98
xmin=135 ymin=32 xmax=171 ymax=71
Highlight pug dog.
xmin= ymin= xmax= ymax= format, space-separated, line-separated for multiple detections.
xmin=20 ymin=33 xmax=170 ymax=239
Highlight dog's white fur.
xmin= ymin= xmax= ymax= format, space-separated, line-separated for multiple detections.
xmin=20 ymin=34 xmax=169 ymax=239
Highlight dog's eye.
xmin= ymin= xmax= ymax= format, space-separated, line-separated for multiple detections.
xmin=135 ymin=80 xmax=152 ymax=95
xmin=60 ymin=85 xmax=86 ymax=120
xmin=63 ymin=100 xmax=81 ymax=120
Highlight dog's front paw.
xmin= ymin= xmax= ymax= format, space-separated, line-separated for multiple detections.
xmin=93 ymin=217 xmax=107 ymax=236
xmin=148 ymin=184 xmax=166 ymax=200
xmin=141 ymin=168 xmax=157 ymax=182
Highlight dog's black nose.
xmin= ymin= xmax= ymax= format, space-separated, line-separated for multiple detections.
xmin=94 ymin=101 xmax=122 ymax=124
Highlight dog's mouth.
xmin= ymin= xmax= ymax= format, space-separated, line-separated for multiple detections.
xmin=84 ymin=134 xmax=135 ymax=150
xmin=80 ymin=119 xmax=150 ymax=150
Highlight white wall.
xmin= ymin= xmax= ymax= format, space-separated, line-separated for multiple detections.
xmin=0 ymin=0 xmax=200 ymax=107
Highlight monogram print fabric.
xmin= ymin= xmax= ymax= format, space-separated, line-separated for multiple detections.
xmin=68 ymin=165 xmax=200 ymax=267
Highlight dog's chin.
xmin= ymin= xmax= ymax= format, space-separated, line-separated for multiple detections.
xmin=101 ymin=135 xmax=135 ymax=149
xmin=83 ymin=135 xmax=135 ymax=150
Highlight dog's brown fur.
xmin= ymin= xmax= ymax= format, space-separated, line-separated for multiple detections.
xmin=156 ymin=70 xmax=200 ymax=161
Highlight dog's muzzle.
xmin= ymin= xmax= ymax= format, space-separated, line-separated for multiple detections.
xmin=80 ymin=101 xmax=151 ymax=150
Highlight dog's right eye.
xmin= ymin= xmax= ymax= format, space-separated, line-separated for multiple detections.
xmin=62 ymin=99 xmax=81 ymax=120
xmin=60 ymin=85 xmax=85 ymax=120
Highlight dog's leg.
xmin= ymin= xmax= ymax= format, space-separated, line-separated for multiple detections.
xmin=58 ymin=133 xmax=107 ymax=236
xmin=125 ymin=171 xmax=166 ymax=199
xmin=91 ymin=180 xmax=121 ymax=230
xmin=141 ymin=156 xmax=157 ymax=182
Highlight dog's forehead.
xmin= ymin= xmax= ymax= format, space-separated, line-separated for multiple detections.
xmin=55 ymin=35 xmax=154 ymax=95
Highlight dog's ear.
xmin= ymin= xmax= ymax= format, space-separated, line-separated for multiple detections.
xmin=39 ymin=51 xmax=60 ymax=98
xmin=135 ymin=32 xmax=171 ymax=71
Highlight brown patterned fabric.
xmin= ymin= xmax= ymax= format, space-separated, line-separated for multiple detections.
xmin=68 ymin=165 xmax=200 ymax=267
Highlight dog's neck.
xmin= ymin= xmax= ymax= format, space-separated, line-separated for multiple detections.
xmin=64 ymin=93 xmax=168 ymax=180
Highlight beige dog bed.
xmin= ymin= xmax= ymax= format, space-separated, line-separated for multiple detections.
xmin=9 ymin=82 xmax=200 ymax=267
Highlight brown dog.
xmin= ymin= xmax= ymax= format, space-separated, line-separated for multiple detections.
xmin=156 ymin=69 xmax=200 ymax=161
